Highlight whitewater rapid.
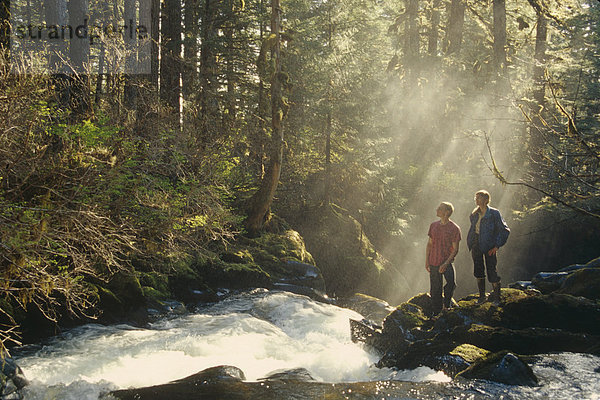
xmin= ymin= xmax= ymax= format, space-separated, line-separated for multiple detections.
xmin=13 ymin=289 xmax=600 ymax=400
xmin=14 ymin=290 xmax=447 ymax=399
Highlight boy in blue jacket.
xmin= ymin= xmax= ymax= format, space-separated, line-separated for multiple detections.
xmin=467 ymin=190 xmax=510 ymax=305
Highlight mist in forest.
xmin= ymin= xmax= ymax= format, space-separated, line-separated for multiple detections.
xmin=373 ymin=68 xmax=531 ymax=303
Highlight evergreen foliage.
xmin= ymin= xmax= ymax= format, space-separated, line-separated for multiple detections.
xmin=0 ymin=0 xmax=598 ymax=353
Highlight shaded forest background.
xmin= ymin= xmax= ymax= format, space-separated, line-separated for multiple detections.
xmin=0 ymin=0 xmax=599 ymax=353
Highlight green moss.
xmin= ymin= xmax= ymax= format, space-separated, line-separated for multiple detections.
xmin=222 ymin=261 xmax=268 ymax=275
xmin=97 ymin=286 xmax=122 ymax=308
xmin=107 ymin=271 xmax=145 ymax=308
xmin=142 ymin=286 xmax=168 ymax=301
xmin=468 ymin=324 xmax=494 ymax=334
xmin=450 ymin=344 xmax=491 ymax=363
xmin=293 ymin=204 xmax=410 ymax=298
xmin=395 ymin=302 xmax=427 ymax=328
xmin=138 ymin=271 xmax=171 ymax=303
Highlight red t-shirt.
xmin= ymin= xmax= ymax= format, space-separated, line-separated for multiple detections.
xmin=428 ymin=220 xmax=461 ymax=267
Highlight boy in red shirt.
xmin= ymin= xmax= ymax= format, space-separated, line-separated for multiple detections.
xmin=426 ymin=202 xmax=462 ymax=315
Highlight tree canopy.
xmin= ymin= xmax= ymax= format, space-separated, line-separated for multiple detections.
xmin=0 ymin=0 xmax=598 ymax=354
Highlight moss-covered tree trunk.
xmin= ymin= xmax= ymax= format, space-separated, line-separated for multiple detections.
xmin=246 ymin=0 xmax=284 ymax=235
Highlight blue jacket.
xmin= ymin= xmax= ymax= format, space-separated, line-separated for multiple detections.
xmin=467 ymin=206 xmax=510 ymax=252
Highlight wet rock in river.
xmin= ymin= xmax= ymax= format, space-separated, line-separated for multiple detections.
xmin=0 ymin=358 xmax=28 ymax=400
xmin=456 ymin=351 xmax=538 ymax=386
xmin=260 ymin=368 xmax=316 ymax=382
xmin=339 ymin=293 xmax=395 ymax=325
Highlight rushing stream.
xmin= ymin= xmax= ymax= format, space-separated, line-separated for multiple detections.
xmin=12 ymin=289 xmax=600 ymax=399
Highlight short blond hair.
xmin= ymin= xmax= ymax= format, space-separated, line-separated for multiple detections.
xmin=440 ymin=202 xmax=454 ymax=216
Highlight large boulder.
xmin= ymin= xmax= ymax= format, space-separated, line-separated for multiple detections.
xmin=500 ymin=292 xmax=600 ymax=335
xmin=372 ymin=288 xmax=600 ymax=379
xmin=437 ymin=289 xmax=600 ymax=336
xmin=338 ymin=293 xmax=395 ymax=324
xmin=556 ymin=268 xmax=600 ymax=300
xmin=382 ymin=303 xmax=428 ymax=338
xmin=528 ymin=255 xmax=600 ymax=301
xmin=0 ymin=358 xmax=28 ymax=400
xmin=293 ymin=205 xmax=411 ymax=300
xmin=110 ymin=365 xmax=246 ymax=400
xmin=260 ymin=368 xmax=315 ymax=382
xmin=198 ymin=229 xmax=323 ymax=295
xmin=456 ymin=351 xmax=538 ymax=386
xmin=451 ymin=324 xmax=599 ymax=355
xmin=531 ymin=272 xmax=571 ymax=293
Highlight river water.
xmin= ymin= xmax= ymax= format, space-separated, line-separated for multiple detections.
xmin=12 ymin=290 xmax=600 ymax=399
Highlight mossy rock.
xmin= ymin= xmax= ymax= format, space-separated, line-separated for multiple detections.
xmin=384 ymin=302 xmax=428 ymax=332
xmin=376 ymin=332 xmax=457 ymax=371
xmin=220 ymin=249 xmax=255 ymax=264
xmin=96 ymin=286 xmax=124 ymax=315
xmin=556 ymin=268 xmax=600 ymax=300
xmin=447 ymin=288 xmax=600 ymax=335
xmin=449 ymin=344 xmax=491 ymax=363
xmin=105 ymin=271 xmax=145 ymax=311
xmin=339 ymin=293 xmax=394 ymax=324
xmin=204 ymin=259 xmax=271 ymax=289
xmin=213 ymin=229 xmax=316 ymax=284
xmin=139 ymin=271 xmax=170 ymax=298
xmin=142 ymin=286 xmax=169 ymax=304
xmin=294 ymin=205 xmax=410 ymax=299
xmin=407 ymin=293 xmax=432 ymax=316
xmin=456 ymin=351 xmax=538 ymax=386
xmin=501 ymin=292 xmax=600 ymax=335
xmin=531 ymin=272 xmax=571 ymax=293
xmin=452 ymin=323 xmax=599 ymax=354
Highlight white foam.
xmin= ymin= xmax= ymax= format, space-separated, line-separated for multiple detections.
xmin=15 ymin=291 xmax=449 ymax=398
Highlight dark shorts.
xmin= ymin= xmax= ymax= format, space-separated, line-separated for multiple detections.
xmin=471 ymin=234 xmax=500 ymax=283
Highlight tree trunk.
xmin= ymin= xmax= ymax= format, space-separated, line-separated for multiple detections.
xmin=151 ymin=0 xmax=160 ymax=91
xmin=160 ymin=0 xmax=182 ymax=119
xmin=45 ymin=0 xmax=69 ymax=110
xmin=324 ymin=12 xmax=333 ymax=205
xmin=444 ymin=0 xmax=464 ymax=54
xmin=224 ymin=5 xmax=237 ymax=129
xmin=254 ymin=0 xmax=268 ymax=179
xmin=428 ymin=0 xmax=440 ymax=56
xmin=528 ymin=8 xmax=548 ymax=181
xmin=200 ymin=0 xmax=219 ymax=139
xmin=404 ymin=0 xmax=419 ymax=73
xmin=123 ymin=0 xmax=137 ymax=110
xmin=245 ymin=0 xmax=284 ymax=235
xmin=532 ymin=12 xmax=547 ymax=106
xmin=68 ymin=0 xmax=91 ymax=119
xmin=183 ymin=0 xmax=198 ymax=102
xmin=135 ymin=0 xmax=157 ymax=131
xmin=492 ymin=0 xmax=507 ymax=73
